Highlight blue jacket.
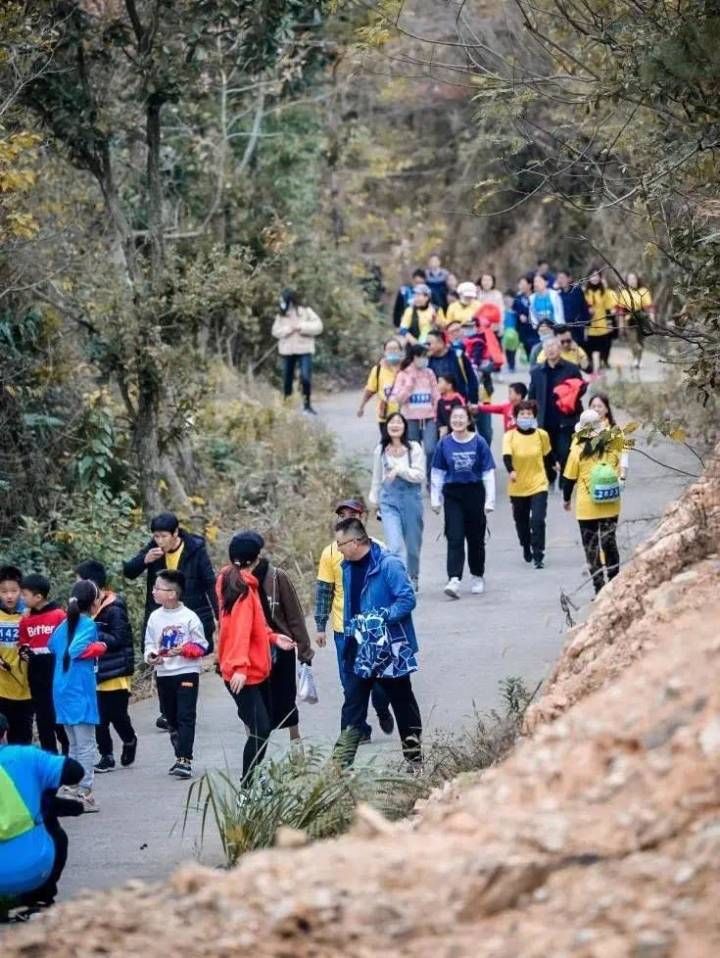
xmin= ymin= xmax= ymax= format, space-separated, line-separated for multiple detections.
xmin=49 ymin=616 xmax=101 ymax=726
xmin=558 ymin=285 xmax=590 ymax=329
xmin=341 ymin=542 xmax=418 ymax=657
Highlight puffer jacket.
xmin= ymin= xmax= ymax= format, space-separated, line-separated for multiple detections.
xmin=94 ymin=592 xmax=135 ymax=683
xmin=271 ymin=306 xmax=323 ymax=356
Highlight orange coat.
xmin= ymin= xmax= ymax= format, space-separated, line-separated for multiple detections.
xmin=215 ymin=569 xmax=279 ymax=685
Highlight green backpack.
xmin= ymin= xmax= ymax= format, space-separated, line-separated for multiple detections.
xmin=589 ymin=461 xmax=621 ymax=503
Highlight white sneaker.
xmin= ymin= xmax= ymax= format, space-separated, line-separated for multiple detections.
xmin=76 ymin=788 xmax=100 ymax=813
xmin=471 ymin=576 xmax=485 ymax=595
xmin=444 ymin=577 xmax=461 ymax=599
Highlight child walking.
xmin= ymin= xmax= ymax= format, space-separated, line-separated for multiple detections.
xmin=144 ymin=570 xmax=207 ymax=779
xmin=49 ymin=580 xmax=107 ymax=812
xmin=0 ymin=565 xmax=32 ymax=744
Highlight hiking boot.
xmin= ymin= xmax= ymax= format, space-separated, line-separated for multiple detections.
xmin=120 ymin=736 xmax=138 ymax=767
xmin=76 ymin=789 xmax=100 ymax=813
xmin=444 ymin=577 xmax=461 ymax=599
xmin=155 ymin=714 xmax=169 ymax=731
xmin=378 ymin=712 xmax=395 ymax=736
xmin=171 ymin=759 xmax=192 ymax=780
xmin=94 ymin=754 xmax=115 ymax=773
xmin=534 ymin=556 xmax=545 ymax=569
xmin=523 ymin=544 xmax=533 ymax=563
xmin=470 ymin=576 xmax=485 ymax=595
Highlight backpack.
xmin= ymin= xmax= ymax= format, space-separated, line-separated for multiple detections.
xmin=0 ymin=766 xmax=35 ymax=842
xmin=589 ymin=461 xmax=621 ymax=503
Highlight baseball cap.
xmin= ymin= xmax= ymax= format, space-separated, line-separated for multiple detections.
xmin=335 ymin=499 xmax=366 ymax=515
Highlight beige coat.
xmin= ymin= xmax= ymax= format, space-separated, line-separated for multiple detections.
xmin=271 ymin=306 xmax=323 ymax=356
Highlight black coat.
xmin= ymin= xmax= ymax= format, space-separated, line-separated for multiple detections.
xmin=95 ymin=594 xmax=135 ymax=683
xmin=528 ymin=359 xmax=585 ymax=431
xmin=123 ymin=530 xmax=218 ymax=648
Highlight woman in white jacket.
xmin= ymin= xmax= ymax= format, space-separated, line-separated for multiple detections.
xmin=369 ymin=413 xmax=425 ymax=592
xmin=271 ymin=288 xmax=323 ymax=414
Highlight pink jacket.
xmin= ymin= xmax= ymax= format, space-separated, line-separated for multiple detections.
xmin=390 ymin=366 xmax=440 ymax=420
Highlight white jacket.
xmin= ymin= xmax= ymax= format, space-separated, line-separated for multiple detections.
xmin=144 ymin=605 xmax=208 ymax=676
xmin=271 ymin=306 xmax=323 ymax=356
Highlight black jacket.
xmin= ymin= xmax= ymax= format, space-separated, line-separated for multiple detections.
xmin=95 ymin=593 xmax=134 ymax=683
xmin=528 ymin=359 xmax=585 ymax=431
xmin=123 ymin=530 xmax=218 ymax=647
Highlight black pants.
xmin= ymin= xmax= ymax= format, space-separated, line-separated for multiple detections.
xmin=336 ymin=673 xmax=421 ymax=767
xmin=588 ymin=333 xmax=613 ymax=368
xmin=282 ymin=353 xmax=313 ymax=404
xmin=443 ymin=482 xmax=486 ymax=579
xmin=96 ymin=689 xmax=136 ymax=756
xmin=545 ymin=426 xmax=573 ymax=485
xmin=225 ymin=680 xmax=273 ymax=783
xmin=28 ymin=654 xmax=68 ymax=754
xmin=0 ymin=696 xmax=33 ymax=745
xmin=269 ymin=647 xmax=299 ymax=730
xmin=156 ymin=672 xmax=199 ymax=760
xmin=18 ymin=807 xmax=68 ymax=906
xmin=511 ymin=492 xmax=548 ymax=560
xmin=579 ymin=518 xmax=620 ymax=593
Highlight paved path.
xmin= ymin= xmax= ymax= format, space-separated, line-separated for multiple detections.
xmin=60 ymin=347 xmax=701 ymax=899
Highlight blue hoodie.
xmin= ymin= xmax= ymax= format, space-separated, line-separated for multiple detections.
xmin=49 ymin=616 xmax=101 ymax=725
xmin=341 ymin=542 xmax=418 ymax=660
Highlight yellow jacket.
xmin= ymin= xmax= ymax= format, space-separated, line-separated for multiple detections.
xmin=585 ymin=288 xmax=616 ymax=336
xmin=444 ymin=300 xmax=480 ymax=328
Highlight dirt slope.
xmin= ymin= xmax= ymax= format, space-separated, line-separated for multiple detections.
xmin=5 ymin=451 xmax=720 ymax=957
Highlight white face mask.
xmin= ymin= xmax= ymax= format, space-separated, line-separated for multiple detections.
xmin=415 ymin=357 xmax=429 ymax=369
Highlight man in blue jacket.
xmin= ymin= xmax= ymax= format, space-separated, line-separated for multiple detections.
xmin=427 ymin=330 xmax=479 ymax=405
xmin=556 ymin=269 xmax=590 ymax=346
xmin=332 ymin=518 xmax=422 ymax=767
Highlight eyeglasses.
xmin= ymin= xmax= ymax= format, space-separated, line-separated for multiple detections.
xmin=152 ymin=586 xmax=175 ymax=592
xmin=336 ymin=538 xmax=360 ymax=548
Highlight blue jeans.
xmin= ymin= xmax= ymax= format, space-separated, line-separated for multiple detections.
xmin=334 ymin=631 xmax=390 ymax=738
xmin=282 ymin=353 xmax=313 ymax=404
xmin=379 ymin=477 xmax=424 ymax=580
xmin=406 ymin=417 xmax=437 ymax=486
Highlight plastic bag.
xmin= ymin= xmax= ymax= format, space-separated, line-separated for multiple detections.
xmin=297 ymin=663 xmax=319 ymax=704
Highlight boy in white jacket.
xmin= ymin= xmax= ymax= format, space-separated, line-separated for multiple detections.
xmin=144 ymin=570 xmax=207 ymax=779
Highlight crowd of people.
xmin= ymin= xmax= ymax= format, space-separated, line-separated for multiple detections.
xmin=0 ymin=251 xmax=641 ymax=914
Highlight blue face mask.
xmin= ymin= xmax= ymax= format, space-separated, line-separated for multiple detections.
xmin=539 ymin=333 xmax=553 ymax=343
xmin=517 ymin=418 xmax=537 ymax=431
xmin=385 ymin=353 xmax=401 ymax=365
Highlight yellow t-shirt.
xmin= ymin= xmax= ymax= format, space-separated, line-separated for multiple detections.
xmin=616 ymin=287 xmax=652 ymax=312
xmin=98 ymin=676 xmax=132 ymax=693
xmin=444 ymin=300 xmax=480 ymax=328
xmin=503 ymin=428 xmax=551 ymax=497
xmin=537 ymin=344 xmax=589 ymax=370
xmin=165 ymin=543 xmax=184 ymax=571
xmin=585 ymin=288 xmax=617 ymax=336
xmin=317 ymin=542 xmax=345 ymax=634
xmin=563 ymin=443 xmax=622 ymax=520
xmin=366 ymin=363 xmax=399 ymax=422
xmin=399 ymin=304 xmax=444 ymax=341
xmin=0 ymin=608 xmax=30 ymax=701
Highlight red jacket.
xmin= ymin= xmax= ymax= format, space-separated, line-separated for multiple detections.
xmin=18 ymin=603 xmax=66 ymax=651
xmin=215 ymin=569 xmax=280 ymax=685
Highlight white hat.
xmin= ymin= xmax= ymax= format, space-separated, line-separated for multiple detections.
xmin=457 ymin=281 xmax=477 ymax=300
xmin=575 ymin=409 xmax=602 ymax=433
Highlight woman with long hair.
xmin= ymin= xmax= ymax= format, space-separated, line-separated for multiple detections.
xmin=584 ymin=268 xmax=617 ymax=372
xmin=563 ymin=408 xmax=625 ymax=594
xmin=398 ymin=283 xmax=442 ymax=344
xmin=431 ymin=404 xmax=496 ymax=599
xmin=389 ymin=343 xmax=439 ymax=481
xmin=589 ymin=391 xmax=631 ymax=481
xmin=216 ymin=538 xmax=296 ymax=784
xmin=221 ymin=531 xmax=313 ymax=744
xmin=369 ymin=412 xmax=425 ymax=592
xmin=49 ymin=580 xmax=106 ymax=812
xmin=475 ymin=272 xmax=505 ymax=327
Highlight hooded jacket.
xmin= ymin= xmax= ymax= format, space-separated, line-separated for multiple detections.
xmin=341 ymin=542 xmax=418 ymax=659
xmin=215 ymin=569 xmax=282 ymax=685
xmin=94 ymin=592 xmax=135 ymax=684
xmin=123 ymin=529 xmax=218 ymax=647
xmin=259 ymin=562 xmax=313 ymax=665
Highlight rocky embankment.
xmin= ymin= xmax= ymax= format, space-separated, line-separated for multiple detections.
xmin=5 ymin=449 xmax=720 ymax=957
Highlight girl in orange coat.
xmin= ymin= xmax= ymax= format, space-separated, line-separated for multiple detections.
xmin=216 ymin=533 xmax=295 ymax=784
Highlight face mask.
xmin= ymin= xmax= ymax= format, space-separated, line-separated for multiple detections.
xmin=415 ymin=357 xmax=429 ymax=369
xmin=517 ymin=418 xmax=537 ymax=431
xmin=279 ymin=298 xmax=288 ymax=313
xmin=539 ymin=333 xmax=553 ymax=343
xmin=385 ymin=353 xmax=401 ymax=365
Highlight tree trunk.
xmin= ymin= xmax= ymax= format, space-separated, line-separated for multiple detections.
xmin=133 ymin=365 xmax=163 ymax=515
xmin=146 ymin=95 xmax=166 ymax=290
